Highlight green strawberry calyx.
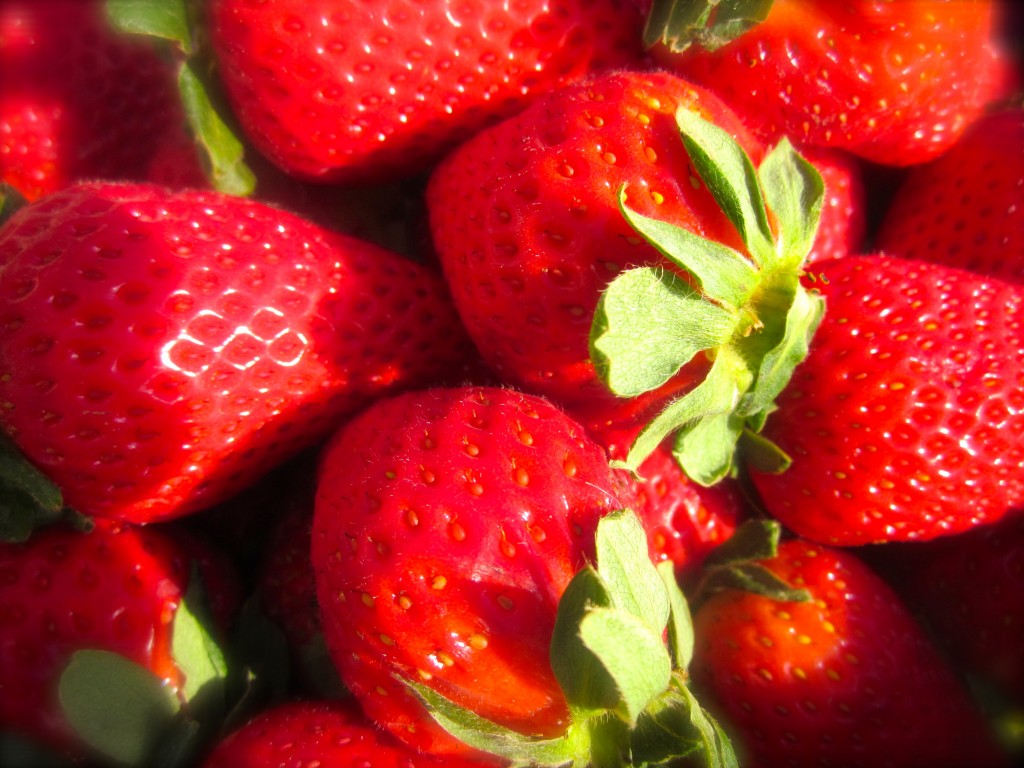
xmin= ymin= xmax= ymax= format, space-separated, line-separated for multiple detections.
xmin=105 ymin=0 xmax=256 ymax=195
xmin=644 ymin=0 xmax=775 ymax=53
xmin=589 ymin=106 xmax=825 ymax=484
xmin=403 ymin=508 xmax=737 ymax=768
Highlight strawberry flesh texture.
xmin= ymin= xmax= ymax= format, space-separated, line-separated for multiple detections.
xmin=428 ymin=70 xmax=765 ymax=432
xmin=0 ymin=182 xmax=474 ymax=523
xmin=750 ymin=253 xmax=1024 ymax=545
xmin=311 ymin=386 xmax=638 ymax=756
xmin=0 ymin=519 xmax=239 ymax=758
xmin=208 ymin=0 xmax=647 ymax=183
xmin=656 ymin=0 xmax=1005 ymax=166
xmin=0 ymin=0 xmax=183 ymax=200
xmin=692 ymin=539 xmax=1009 ymax=768
xmin=876 ymin=108 xmax=1024 ymax=284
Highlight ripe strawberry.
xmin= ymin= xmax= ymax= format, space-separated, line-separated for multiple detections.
xmin=690 ymin=535 xmax=1009 ymax=768
xmin=311 ymin=385 xmax=637 ymax=756
xmin=647 ymin=0 xmax=1008 ymax=166
xmin=875 ymin=107 xmax=1024 ymax=284
xmin=0 ymin=181 xmax=474 ymax=524
xmin=201 ymin=698 xmax=495 ymax=768
xmin=206 ymin=0 xmax=647 ymax=184
xmin=0 ymin=0 xmax=184 ymax=200
xmin=748 ymin=253 xmax=1024 ymax=545
xmin=0 ymin=518 xmax=239 ymax=759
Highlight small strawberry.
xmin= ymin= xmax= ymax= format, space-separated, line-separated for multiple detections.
xmin=690 ymin=526 xmax=1010 ymax=768
xmin=747 ymin=253 xmax=1024 ymax=545
xmin=0 ymin=0 xmax=184 ymax=200
xmin=646 ymin=0 xmax=1008 ymax=166
xmin=0 ymin=182 xmax=474 ymax=524
xmin=875 ymin=107 xmax=1024 ymax=284
xmin=0 ymin=518 xmax=240 ymax=761
xmin=201 ymin=698 xmax=496 ymax=768
xmin=206 ymin=0 xmax=647 ymax=183
xmin=311 ymin=386 xmax=735 ymax=765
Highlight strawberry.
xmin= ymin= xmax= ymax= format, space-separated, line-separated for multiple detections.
xmin=428 ymin=69 xmax=830 ymax=480
xmin=0 ymin=181 xmax=474 ymax=524
xmin=747 ymin=253 xmax=1024 ymax=545
xmin=206 ymin=0 xmax=647 ymax=184
xmin=311 ymin=386 xmax=735 ymax=765
xmin=201 ymin=698 xmax=495 ymax=768
xmin=0 ymin=0 xmax=184 ymax=200
xmin=690 ymin=529 xmax=1009 ymax=768
xmin=646 ymin=0 xmax=1008 ymax=166
xmin=0 ymin=518 xmax=240 ymax=761
xmin=875 ymin=107 xmax=1024 ymax=284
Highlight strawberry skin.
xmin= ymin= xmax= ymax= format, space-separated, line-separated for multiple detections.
xmin=749 ymin=254 xmax=1024 ymax=545
xmin=207 ymin=0 xmax=646 ymax=183
xmin=311 ymin=386 xmax=637 ymax=756
xmin=652 ymin=0 xmax=1007 ymax=166
xmin=691 ymin=538 xmax=1009 ymax=768
xmin=0 ymin=519 xmax=239 ymax=758
xmin=201 ymin=699 xmax=496 ymax=768
xmin=0 ymin=182 xmax=473 ymax=523
xmin=876 ymin=107 xmax=1024 ymax=284
xmin=428 ymin=70 xmax=766 ymax=431
xmin=0 ymin=0 xmax=183 ymax=200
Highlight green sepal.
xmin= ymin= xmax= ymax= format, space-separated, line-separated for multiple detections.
xmin=758 ymin=137 xmax=826 ymax=268
xmin=595 ymin=509 xmax=671 ymax=634
xmin=672 ymin=409 xmax=745 ymax=486
xmin=737 ymin=425 xmax=791 ymax=474
xmin=675 ymin=107 xmax=775 ymax=266
xmin=676 ymin=684 xmax=740 ymax=768
xmin=644 ymin=0 xmax=775 ymax=53
xmin=105 ymin=0 xmax=193 ymax=53
xmin=0 ymin=183 xmax=27 ymax=229
xmin=703 ymin=518 xmax=783 ymax=568
xmin=171 ymin=565 xmax=228 ymax=726
xmin=658 ymin=561 xmax=695 ymax=670
xmin=59 ymin=650 xmax=181 ymax=766
xmin=402 ymin=679 xmax=582 ymax=767
xmin=590 ymin=267 xmax=737 ymax=398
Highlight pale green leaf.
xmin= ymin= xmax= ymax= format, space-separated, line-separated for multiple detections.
xmin=105 ymin=0 xmax=193 ymax=53
xmin=595 ymin=509 xmax=670 ymax=635
xmin=672 ymin=409 xmax=745 ymax=486
xmin=657 ymin=561 xmax=694 ymax=671
xmin=758 ymin=136 xmax=825 ymax=267
xmin=171 ymin=566 xmax=227 ymax=724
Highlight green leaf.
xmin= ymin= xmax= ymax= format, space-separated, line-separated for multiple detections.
xmin=675 ymin=107 xmax=775 ymax=266
xmin=617 ymin=187 xmax=760 ymax=309
xmin=621 ymin=348 xmax=750 ymax=473
xmin=403 ymin=679 xmax=581 ymax=766
xmin=644 ymin=0 xmax=774 ymax=53
xmin=0 ymin=183 xmax=27 ymax=229
xmin=579 ymin=608 xmax=673 ymax=725
xmin=672 ymin=409 xmax=745 ymax=486
xmin=703 ymin=518 xmax=782 ymax=568
xmin=105 ymin=0 xmax=193 ymax=53
xmin=595 ymin=509 xmax=670 ymax=635
xmin=657 ymin=562 xmax=694 ymax=670
xmin=178 ymin=62 xmax=256 ymax=197
xmin=701 ymin=561 xmax=812 ymax=603
xmin=551 ymin=566 xmax=620 ymax=719
xmin=60 ymin=650 xmax=180 ymax=766
xmin=590 ymin=267 xmax=737 ymax=398
xmin=171 ymin=566 xmax=227 ymax=725
xmin=676 ymin=684 xmax=739 ymax=768
xmin=698 ymin=520 xmax=811 ymax=604
xmin=738 ymin=428 xmax=791 ymax=474
xmin=758 ymin=137 xmax=825 ymax=267
xmin=0 ymin=432 xmax=67 ymax=542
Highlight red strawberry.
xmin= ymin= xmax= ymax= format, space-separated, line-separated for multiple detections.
xmin=875 ymin=107 xmax=1024 ymax=284
xmin=0 ymin=0 xmax=184 ymax=200
xmin=206 ymin=0 xmax=647 ymax=184
xmin=0 ymin=518 xmax=240 ymax=759
xmin=690 ymin=533 xmax=1009 ymax=768
xmin=748 ymin=253 xmax=1024 ymax=545
xmin=201 ymin=698 xmax=496 ymax=768
xmin=0 ymin=182 xmax=473 ymax=524
xmin=647 ymin=0 xmax=1008 ymax=166
xmin=311 ymin=385 xmax=637 ymax=756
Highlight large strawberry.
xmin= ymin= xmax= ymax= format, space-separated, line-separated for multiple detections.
xmin=206 ymin=0 xmax=647 ymax=184
xmin=748 ymin=253 xmax=1024 ymax=545
xmin=0 ymin=181 xmax=473 ymax=524
xmin=0 ymin=518 xmax=239 ymax=762
xmin=428 ymin=70 xmax=831 ymax=483
xmin=311 ymin=385 xmax=735 ymax=765
xmin=875 ymin=107 xmax=1024 ymax=284
xmin=646 ymin=0 xmax=1008 ymax=166
xmin=689 ymin=528 xmax=1010 ymax=768
xmin=0 ymin=0 xmax=184 ymax=200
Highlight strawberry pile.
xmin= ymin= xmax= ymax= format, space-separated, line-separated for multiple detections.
xmin=0 ymin=1 xmax=1022 ymax=767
